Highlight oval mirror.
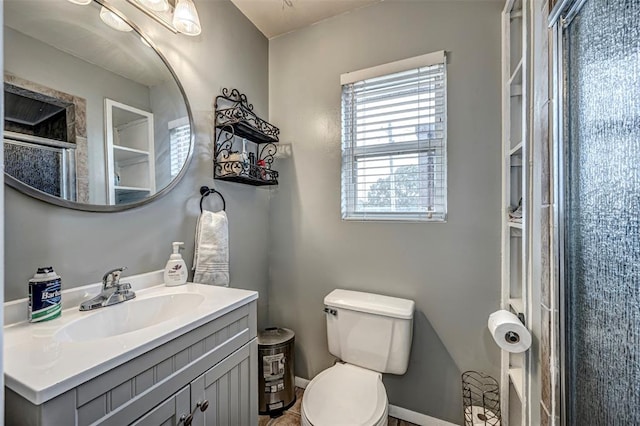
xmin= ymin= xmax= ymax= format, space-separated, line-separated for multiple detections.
xmin=3 ymin=0 xmax=193 ymax=211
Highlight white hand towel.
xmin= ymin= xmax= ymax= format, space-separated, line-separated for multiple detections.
xmin=193 ymin=210 xmax=229 ymax=286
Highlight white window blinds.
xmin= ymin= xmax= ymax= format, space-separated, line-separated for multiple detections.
xmin=341 ymin=51 xmax=447 ymax=221
xmin=169 ymin=117 xmax=190 ymax=178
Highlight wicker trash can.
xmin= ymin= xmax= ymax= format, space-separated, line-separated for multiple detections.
xmin=258 ymin=327 xmax=296 ymax=415
xmin=462 ymin=371 xmax=501 ymax=425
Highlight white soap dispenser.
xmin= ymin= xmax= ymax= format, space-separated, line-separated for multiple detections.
xmin=164 ymin=242 xmax=188 ymax=286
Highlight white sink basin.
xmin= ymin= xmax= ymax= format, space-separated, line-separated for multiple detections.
xmin=4 ymin=279 xmax=258 ymax=405
xmin=55 ymin=293 xmax=205 ymax=342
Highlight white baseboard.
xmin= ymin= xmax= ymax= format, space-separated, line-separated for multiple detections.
xmin=294 ymin=376 xmax=458 ymax=426
xmin=387 ymin=405 xmax=459 ymax=426
xmin=294 ymin=376 xmax=311 ymax=389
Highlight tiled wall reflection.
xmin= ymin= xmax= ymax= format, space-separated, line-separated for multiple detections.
xmin=5 ymin=142 xmax=62 ymax=197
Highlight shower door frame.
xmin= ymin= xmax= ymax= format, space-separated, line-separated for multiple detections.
xmin=549 ymin=14 xmax=567 ymax=425
xmin=549 ymin=1 xmax=604 ymax=425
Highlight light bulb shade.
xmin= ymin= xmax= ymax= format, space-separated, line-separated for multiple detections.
xmin=135 ymin=0 xmax=169 ymax=13
xmin=172 ymin=0 xmax=201 ymax=36
xmin=100 ymin=7 xmax=134 ymax=32
xmin=67 ymin=0 xmax=92 ymax=4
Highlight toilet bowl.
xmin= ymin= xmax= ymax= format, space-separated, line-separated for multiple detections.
xmin=301 ymin=364 xmax=388 ymax=426
xmin=300 ymin=289 xmax=415 ymax=426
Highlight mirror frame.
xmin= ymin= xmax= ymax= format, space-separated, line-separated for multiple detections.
xmin=4 ymin=0 xmax=194 ymax=212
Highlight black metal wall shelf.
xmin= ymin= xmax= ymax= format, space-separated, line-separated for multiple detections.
xmin=214 ymin=88 xmax=280 ymax=186
xmin=215 ymin=161 xmax=279 ymax=186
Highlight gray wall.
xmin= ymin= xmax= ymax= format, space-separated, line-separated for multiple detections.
xmin=267 ymin=1 xmax=502 ymax=423
xmin=0 ymin=0 xmax=5 ymax=415
xmin=4 ymin=27 xmax=152 ymax=204
xmin=4 ymin=0 xmax=272 ymax=328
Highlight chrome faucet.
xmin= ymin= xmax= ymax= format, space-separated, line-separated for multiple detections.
xmin=79 ymin=267 xmax=136 ymax=311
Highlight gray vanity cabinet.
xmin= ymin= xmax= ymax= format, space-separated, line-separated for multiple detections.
xmin=190 ymin=339 xmax=258 ymax=426
xmin=5 ymin=301 xmax=258 ymax=426
xmin=131 ymin=386 xmax=190 ymax=426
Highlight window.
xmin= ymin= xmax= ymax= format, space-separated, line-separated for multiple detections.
xmin=168 ymin=117 xmax=191 ymax=178
xmin=341 ymin=51 xmax=447 ymax=221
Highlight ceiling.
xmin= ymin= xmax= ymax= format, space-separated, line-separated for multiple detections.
xmin=5 ymin=0 xmax=171 ymax=87
xmin=230 ymin=0 xmax=383 ymax=39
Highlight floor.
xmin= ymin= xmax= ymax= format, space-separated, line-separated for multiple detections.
xmin=258 ymin=387 xmax=419 ymax=426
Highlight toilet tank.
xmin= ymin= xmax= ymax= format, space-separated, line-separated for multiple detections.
xmin=324 ymin=289 xmax=415 ymax=375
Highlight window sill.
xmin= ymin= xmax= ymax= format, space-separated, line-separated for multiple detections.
xmin=342 ymin=214 xmax=447 ymax=223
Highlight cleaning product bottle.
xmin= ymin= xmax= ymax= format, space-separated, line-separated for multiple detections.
xmin=164 ymin=242 xmax=188 ymax=286
xmin=28 ymin=266 xmax=62 ymax=322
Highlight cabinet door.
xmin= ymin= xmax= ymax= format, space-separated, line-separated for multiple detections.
xmin=190 ymin=340 xmax=258 ymax=426
xmin=131 ymin=386 xmax=190 ymax=426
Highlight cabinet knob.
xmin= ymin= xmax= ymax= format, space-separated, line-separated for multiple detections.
xmin=198 ymin=399 xmax=210 ymax=412
xmin=180 ymin=400 xmax=208 ymax=424
xmin=179 ymin=413 xmax=193 ymax=426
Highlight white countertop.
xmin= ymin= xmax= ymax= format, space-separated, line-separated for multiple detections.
xmin=4 ymin=282 xmax=258 ymax=405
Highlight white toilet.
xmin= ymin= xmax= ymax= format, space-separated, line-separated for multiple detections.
xmin=301 ymin=289 xmax=415 ymax=426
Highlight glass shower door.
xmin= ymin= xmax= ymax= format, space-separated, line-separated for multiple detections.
xmin=562 ymin=0 xmax=640 ymax=424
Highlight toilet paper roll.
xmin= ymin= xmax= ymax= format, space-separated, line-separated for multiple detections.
xmin=464 ymin=405 xmax=500 ymax=426
xmin=488 ymin=310 xmax=531 ymax=353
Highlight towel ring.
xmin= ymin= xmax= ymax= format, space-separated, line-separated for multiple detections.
xmin=199 ymin=186 xmax=226 ymax=212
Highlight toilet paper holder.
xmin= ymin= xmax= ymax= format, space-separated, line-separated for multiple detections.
xmin=504 ymin=314 xmax=526 ymax=344
xmin=503 ymin=313 xmax=526 ymax=345
xmin=488 ymin=309 xmax=531 ymax=354
xmin=504 ymin=330 xmax=520 ymax=344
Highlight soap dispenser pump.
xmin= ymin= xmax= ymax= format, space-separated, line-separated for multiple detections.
xmin=164 ymin=242 xmax=188 ymax=286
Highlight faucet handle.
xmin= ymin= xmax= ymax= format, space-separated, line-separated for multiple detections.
xmin=115 ymin=282 xmax=131 ymax=292
xmin=103 ymin=267 xmax=127 ymax=288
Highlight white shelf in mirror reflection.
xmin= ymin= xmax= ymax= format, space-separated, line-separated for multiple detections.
xmin=106 ymin=99 xmax=156 ymax=205
xmin=113 ymin=145 xmax=151 ymax=163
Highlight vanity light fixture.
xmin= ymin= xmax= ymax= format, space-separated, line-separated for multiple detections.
xmin=99 ymin=6 xmax=134 ymax=32
xmin=66 ymin=0 xmax=92 ymax=4
xmin=128 ymin=0 xmax=202 ymax=36
xmin=134 ymin=0 xmax=170 ymax=13
xmin=172 ymin=0 xmax=202 ymax=36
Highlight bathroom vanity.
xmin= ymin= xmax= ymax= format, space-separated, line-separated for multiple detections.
xmin=4 ymin=280 xmax=258 ymax=425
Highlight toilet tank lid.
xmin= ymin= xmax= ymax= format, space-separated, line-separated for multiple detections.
xmin=325 ymin=289 xmax=415 ymax=319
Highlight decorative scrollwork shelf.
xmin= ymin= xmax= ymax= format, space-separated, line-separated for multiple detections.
xmin=214 ymin=88 xmax=280 ymax=186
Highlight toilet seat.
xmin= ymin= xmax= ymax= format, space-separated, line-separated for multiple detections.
xmin=301 ymin=363 xmax=388 ymax=426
